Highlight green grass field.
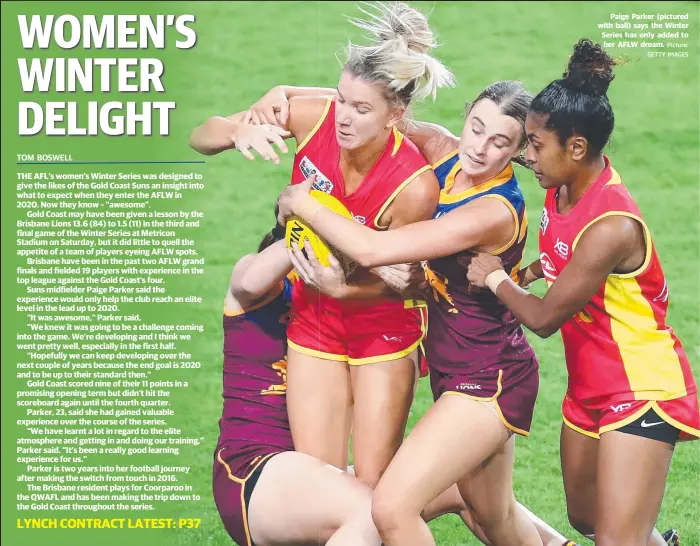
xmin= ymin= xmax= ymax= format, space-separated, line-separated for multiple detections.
xmin=167 ymin=2 xmax=699 ymax=544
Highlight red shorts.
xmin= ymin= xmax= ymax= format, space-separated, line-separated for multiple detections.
xmin=287 ymin=285 xmax=426 ymax=366
xmin=563 ymin=390 xmax=700 ymax=441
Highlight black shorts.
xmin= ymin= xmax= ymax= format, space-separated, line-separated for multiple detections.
xmin=617 ymin=407 xmax=680 ymax=445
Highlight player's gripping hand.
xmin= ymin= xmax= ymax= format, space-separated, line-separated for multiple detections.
xmin=243 ymin=85 xmax=290 ymax=127
xmin=277 ymin=178 xmax=315 ymax=226
xmin=289 ymin=242 xmax=348 ymax=298
xmin=467 ymin=253 xmax=504 ymax=288
xmin=371 ymin=263 xmax=428 ymax=299
xmin=232 ymin=123 xmax=290 ymax=163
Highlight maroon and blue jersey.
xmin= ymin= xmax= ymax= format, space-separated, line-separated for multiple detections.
xmin=216 ymin=278 xmax=294 ymax=453
xmin=425 ymin=151 xmax=535 ymax=374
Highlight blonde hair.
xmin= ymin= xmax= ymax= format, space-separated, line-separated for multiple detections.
xmin=344 ymin=2 xmax=455 ymax=107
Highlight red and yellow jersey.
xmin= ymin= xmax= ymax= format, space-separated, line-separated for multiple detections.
xmin=539 ymin=156 xmax=696 ymax=405
xmin=291 ymin=97 xmax=431 ymax=229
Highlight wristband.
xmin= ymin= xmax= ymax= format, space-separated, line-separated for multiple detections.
xmin=485 ymin=269 xmax=510 ymax=293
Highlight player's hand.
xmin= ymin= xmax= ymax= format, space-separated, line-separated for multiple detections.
xmin=288 ymin=242 xmax=347 ymax=297
xmin=371 ymin=262 xmax=427 ymax=297
xmin=467 ymin=253 xmax=504 ymax=288
xmin=277 ymin=178 xmax=315 ymax=226
xmin=243 ymin=86 xmax=290 ymax=127
xmin=233 ymin=123 xmax=290 ymax=163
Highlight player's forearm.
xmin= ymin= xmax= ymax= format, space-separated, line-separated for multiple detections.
xmin=189 ymin=116 xmax=239 ymax=155
xmin=233 ymin=241 xmax=292 ymax=301
xmin=294 ymin=197 xmax=383 ymax=268
xmin=281 ymin=85 xmax=337 ymax=99
xmin=491 ymin=279 xmax=559 ymax=338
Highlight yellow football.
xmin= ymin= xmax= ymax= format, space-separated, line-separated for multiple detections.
xmin=285 ymin=190 xmax=357 ymax=277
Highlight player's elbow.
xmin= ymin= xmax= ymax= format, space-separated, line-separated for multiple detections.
xmin=231 ymin=277 xmax=267 ymax=303
xmin=529 ymin=316 xmax=562 ymax=339
xmin=532 ymin=325 xmax=557 ymax=339
xmin=189 ymin=127 xmax=213 ymax=155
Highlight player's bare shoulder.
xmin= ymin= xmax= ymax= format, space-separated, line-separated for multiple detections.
xmin=288 ymin=95 xmax=334 ymax=144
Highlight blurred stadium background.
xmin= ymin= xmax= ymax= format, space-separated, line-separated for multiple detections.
xmin=167 ymin=2 xmax=699 ymax=544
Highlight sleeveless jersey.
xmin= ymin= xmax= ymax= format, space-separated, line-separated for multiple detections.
xmin=539 ymin=156 xmax=696 ymax=404
xmin=290 ymin=96 xmax=430 ymax=311
xmin=425 ymin=150 xmax=534 ymax=373
xmin=291 ymin=97 xmax=431 ymax=229
xmin=216 ymin=278 xmax=294 ymax=452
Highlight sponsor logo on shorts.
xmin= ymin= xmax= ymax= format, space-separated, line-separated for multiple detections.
xmin=299 ymin=156 xmax=333 ymax=193
xmin=382 ymin=335 xmax=402 ymax=342
xmin=640 ymin=420 xmax=665 ymax=428
xmin=457 ymin=383 xmax=482 ymax=391
xmin=610 ymin=403 xmax=632 ymax=413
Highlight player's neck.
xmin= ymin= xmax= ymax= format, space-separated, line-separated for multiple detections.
xmin=453 ymin=162 xmax=506 ymax=193
xmin=566 ymin=155 xmax=607 ymax=206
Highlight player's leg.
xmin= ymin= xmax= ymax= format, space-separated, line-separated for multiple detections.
xmin=247 ymin=451 xmax=381 ymax=546
xmin=286 ymin=347 xmax=353 ymax=470
xmin=456 ymin=433 xmax=542 ymax=546
xmin=561 ymin=416 xmax=672 ymax=546
xmin=517 ymin=503 xmax=578 ymax=546
xmin=422 ymin=486 xmax=577 ymax=546
xmin=349 ymin=351 xmax=418 ymax=488
xmin=560 ymin=423 xmax=599 ymax=539
xmin=370 ymin=394 xmax=534 ymax=546
xmin=593 ymin=429 xmax=675 ymax=546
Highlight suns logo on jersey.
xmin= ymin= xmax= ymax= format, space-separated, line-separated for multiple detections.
xmin=261 ymin=358 xmax=288 ymax=396
xmin=540 ymin=252 xmax=557 ymax=283
xmin=423 ymin=263 xmax=457 ymax=313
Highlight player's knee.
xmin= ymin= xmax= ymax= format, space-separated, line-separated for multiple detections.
xmin=371 ymin=488 xmax=410 ymax=535
xmin=594 ymin=533 xmax=644 ymax=546
xmin=469 ymin=497 xmax=513 ymax=533
xmin=342 ymin=490 xmax=376 ymax=537
xmin=354 ymin=466 xmax=382 ymax=490
xmin=566 ymin=510 xmax=594 ymax=537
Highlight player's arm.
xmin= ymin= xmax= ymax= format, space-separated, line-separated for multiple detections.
xmin=229 ymin=240 xmax=292 ymax=308
xmin=247 ymin=85 xmax=460 ymax=165
xmin=517 ymin=259 xmax=544 ymax=288
xmin=396 ymin=120 xmax=460 ymax=166
xmin=244 ymin=85 xmax=338 ymax=126
xmin=466 ymin=216 xmax=642 ymax=338
xmin=287 ymin=245 xmax=394 ymax=300
xmin=278 ymin=179 xmax=515 ymax=268
xmin=189 ymin=95 xmax=328 ymax=160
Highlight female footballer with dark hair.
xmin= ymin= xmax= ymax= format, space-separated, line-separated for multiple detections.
xmin=468 ymin=39 xmax=698 ymax=546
